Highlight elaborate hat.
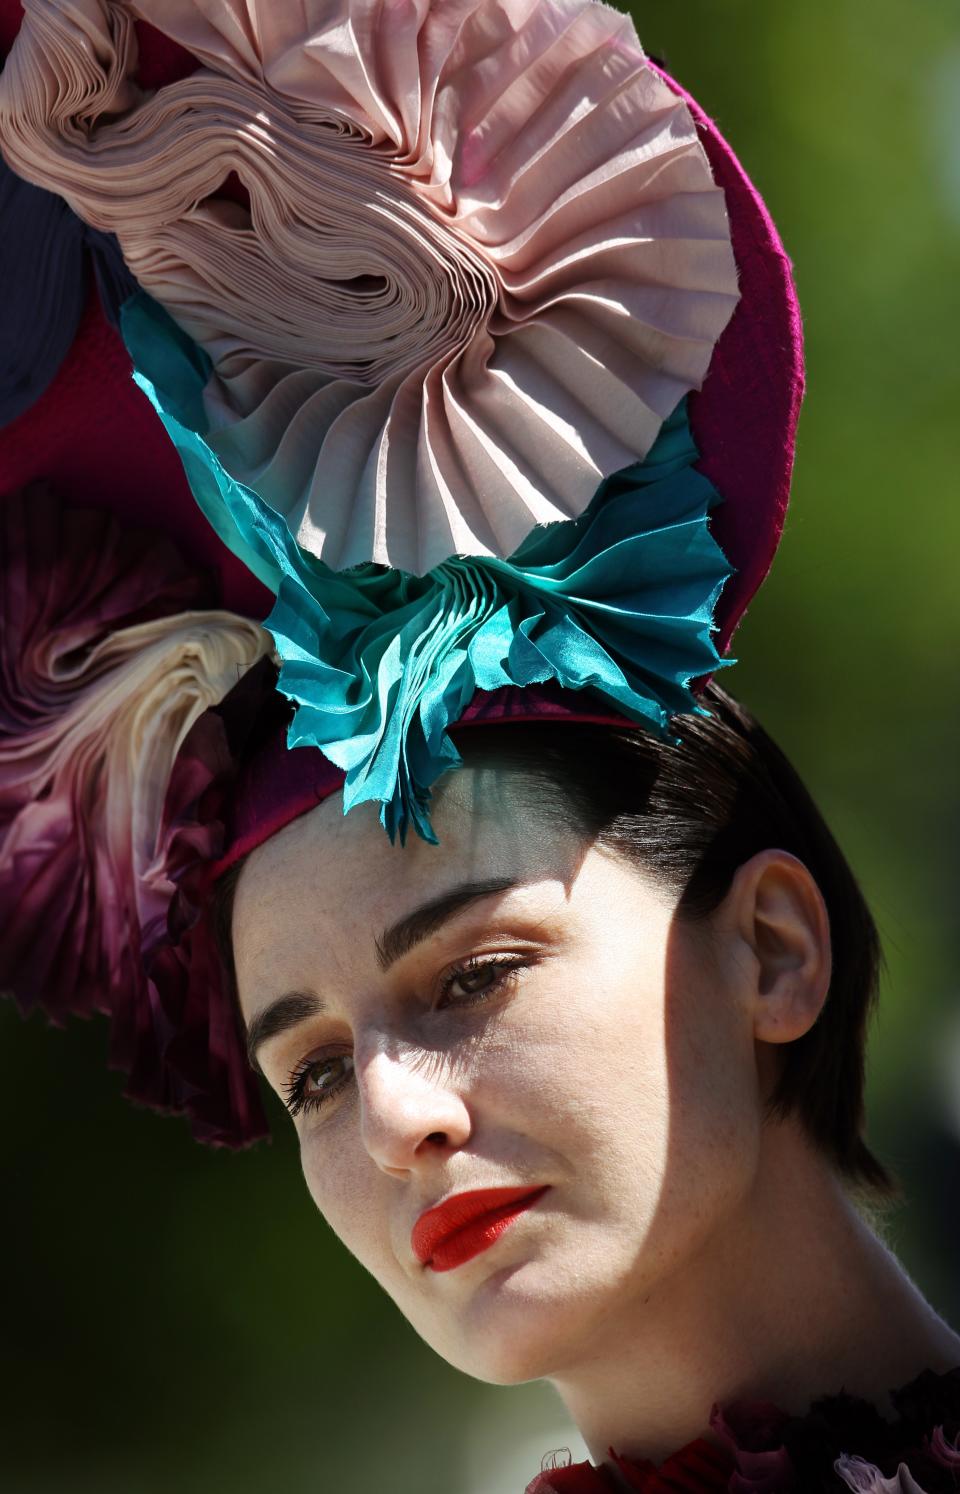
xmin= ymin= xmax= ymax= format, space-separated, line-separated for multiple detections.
xmin=0 ymin=0 xmax=803 ymax=1143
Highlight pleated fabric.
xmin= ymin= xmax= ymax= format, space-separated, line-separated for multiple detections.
xmin=0 ymin=0 xmax=739 ymax=573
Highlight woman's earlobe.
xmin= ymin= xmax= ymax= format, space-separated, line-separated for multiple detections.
xmin=728 ymin=849 xmax=833 ymax=1045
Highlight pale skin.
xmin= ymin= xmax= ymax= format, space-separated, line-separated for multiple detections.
xmin=232 ymin=765 xmax=960 ymax=1477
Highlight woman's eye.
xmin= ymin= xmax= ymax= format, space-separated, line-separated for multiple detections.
xmin=283 ymin=1054 xmax=355 ymax=1118
xmin=282 ymin=960 xmax=526 ymax=1116
xmin=441 ymin=957 xmax=525 ymax=1007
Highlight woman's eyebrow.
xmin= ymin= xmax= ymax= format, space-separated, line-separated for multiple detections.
xmin=245 ymin=877 xmax=518 ymax=1071
xmin=246 ymin=991 xmax=325 ymax=1074
xmin=375 ymin=876 xmax=519 ymax=971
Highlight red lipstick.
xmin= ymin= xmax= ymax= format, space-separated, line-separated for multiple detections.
xmin=412 ymin=1185 xmax=548 ymax=1272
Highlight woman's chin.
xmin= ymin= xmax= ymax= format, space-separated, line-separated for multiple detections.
xmin=417 ymin=1256 xmax=605 ymax=1386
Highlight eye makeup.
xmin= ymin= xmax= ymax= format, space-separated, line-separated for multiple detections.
xmin=281 ymin=951 xmax=532 ymax=1118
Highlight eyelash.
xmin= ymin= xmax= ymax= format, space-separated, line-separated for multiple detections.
xmin=281 ymin=954 xmax=528 ymax=1119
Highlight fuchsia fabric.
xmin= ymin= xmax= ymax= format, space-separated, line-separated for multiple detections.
xmin=669 ymin=69 xmax=805 ymax=647
xmin=212 ymin=712 xmax=344 ymax=880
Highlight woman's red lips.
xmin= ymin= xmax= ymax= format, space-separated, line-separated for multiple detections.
xmin=411 ymin=1185 xmax=549 ymax=1272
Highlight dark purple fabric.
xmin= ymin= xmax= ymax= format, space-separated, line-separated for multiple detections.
xmin=526 ymin=1435 xmax=731 ymax=1491
xmin=211 ymin=704 xmax=344 ymax=880
xmin=0 ymin=0 xmax=21 ymax=49
xmin=0 ymin=158 xmax=139 ymax=427
xmin=0 ymin=283 xmax=272 ymax=618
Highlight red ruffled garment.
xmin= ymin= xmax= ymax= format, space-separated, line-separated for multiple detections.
xmin=527 ymin=1437 xmax=730 ymax=1492
xmin=526 ymin=1367 xmax=960 ymax=1493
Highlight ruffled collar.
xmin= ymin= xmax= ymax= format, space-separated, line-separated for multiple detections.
xmin=526 ymin=1367 xmax=960 ymax=1493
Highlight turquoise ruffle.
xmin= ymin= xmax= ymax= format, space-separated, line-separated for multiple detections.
xmin=122 ymin=292 xmax=737 ymax=843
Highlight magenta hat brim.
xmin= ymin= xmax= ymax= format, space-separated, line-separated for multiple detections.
xmin=658 ymin=63 xmax=805 ymax=653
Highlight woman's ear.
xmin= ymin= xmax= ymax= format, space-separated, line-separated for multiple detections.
xmin=722 ymin=849 xmax=833 ymax=1044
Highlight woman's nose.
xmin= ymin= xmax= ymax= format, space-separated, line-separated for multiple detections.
xmin=356 ymin=1044 xmax=472 ymax=1176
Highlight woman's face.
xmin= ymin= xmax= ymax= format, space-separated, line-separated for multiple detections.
xmin=232 ymin=765 xmax=767 ymax=1384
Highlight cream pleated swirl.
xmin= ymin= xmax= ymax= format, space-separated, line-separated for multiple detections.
xmin=0 ymin=0 xmax=740 ymax=574
xmin=1 ymin=605 xmax=273 ymax=982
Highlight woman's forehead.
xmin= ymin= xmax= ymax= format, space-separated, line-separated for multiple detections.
xmin=231 ymin=766 xmax=592 ymax=977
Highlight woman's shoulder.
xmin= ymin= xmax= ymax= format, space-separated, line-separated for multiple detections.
xmin=526 ymin=1367 xmax=960 ymax=1493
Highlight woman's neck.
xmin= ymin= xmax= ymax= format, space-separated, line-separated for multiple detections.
xmin=549 ymin=1119 xmax=960 ymax=1470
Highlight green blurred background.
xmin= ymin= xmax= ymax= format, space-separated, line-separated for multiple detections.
xmin=3 ymin=1 xmax=959 ymax=1489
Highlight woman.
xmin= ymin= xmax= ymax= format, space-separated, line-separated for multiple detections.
xmin=206 ymin=672 xmax=960 ymax=1492
xmin=1 ymin=1 xmax=957 ymax=1489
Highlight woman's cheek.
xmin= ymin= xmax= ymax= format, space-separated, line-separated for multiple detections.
xmin=300 ymin=1127 xmax=358 ymax=1232
xmin=299 ymin=1124 xmax=403 ymax=1284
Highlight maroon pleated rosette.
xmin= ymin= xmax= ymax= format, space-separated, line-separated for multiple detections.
xmin=0 ymin=486 xmax=270 ymax=1140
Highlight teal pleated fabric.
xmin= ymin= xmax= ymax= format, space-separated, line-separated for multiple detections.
xmin=122 ymin=293 xmax=737 ymax=842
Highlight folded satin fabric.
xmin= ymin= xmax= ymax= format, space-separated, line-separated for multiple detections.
xmin=0 ymin=0 xmax=739 ymax=573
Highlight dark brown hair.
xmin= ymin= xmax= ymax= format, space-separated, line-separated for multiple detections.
xmin=448 ymin=681 xmax=894 ymax=1196
xmin=215 ymin=680 xmax=895 ymax=1196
